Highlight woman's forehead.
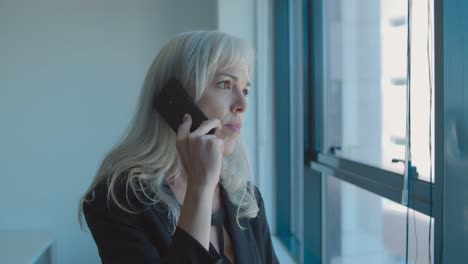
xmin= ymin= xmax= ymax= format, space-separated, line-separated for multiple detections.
xmin=216 ymin=63 xmax=250 ymax=76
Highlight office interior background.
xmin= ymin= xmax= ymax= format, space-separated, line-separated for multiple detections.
xmin=1 ymin=0 xmax=466 ymax=263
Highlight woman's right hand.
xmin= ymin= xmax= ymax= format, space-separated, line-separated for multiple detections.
xmin=176 ymin=114 xmax=224 ymax=192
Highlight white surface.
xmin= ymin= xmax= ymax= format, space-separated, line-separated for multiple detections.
xmin=0 ymin=230 xmax=53 ymax=264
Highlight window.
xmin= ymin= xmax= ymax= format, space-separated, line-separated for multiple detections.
xmin=325 ymin=0 xmax=435 ymax=180
xmin=324 ymin=175 xmax=434 ymax=263
xmin=274 ymin=0 xmax=438 ymax=263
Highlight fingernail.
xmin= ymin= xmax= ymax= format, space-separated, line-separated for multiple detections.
xmin=183 ymin=114 xmax=190 ymax=122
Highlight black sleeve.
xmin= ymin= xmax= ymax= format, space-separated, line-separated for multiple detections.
xmin=83 ymin=185 xmax=220 ymax=264
xmin=253 ymin=186 xmax=280 ymax=264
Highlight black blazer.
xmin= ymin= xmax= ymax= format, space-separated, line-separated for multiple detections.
xmin=83 ymin=180 xmax=280 ymax=264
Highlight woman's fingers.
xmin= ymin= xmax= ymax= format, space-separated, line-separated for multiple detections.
xmin=177 ymin=113 xmax=192 ymax=140
xmin=174 ymin=114 xmax=224 ymax=191
xmin=191 ymin=118 xmax=222 ymax=137
xmin=201 ymin=135 xmax=224 ymax=150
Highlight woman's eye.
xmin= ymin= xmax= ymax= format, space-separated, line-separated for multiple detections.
xmin=217 ymin=81 xmax=231 ymax=89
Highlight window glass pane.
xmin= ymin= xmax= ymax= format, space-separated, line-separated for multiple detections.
xmin=409 ymin=0 xmax=435 ymax=182
xmin=324 ymin=175 xmax=434 ymax=264
xmin=324 ymin=0 xmax=435 ymax=180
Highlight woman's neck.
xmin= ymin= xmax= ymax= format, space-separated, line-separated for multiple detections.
xmin=165 ymin=171 xmax=222 ymax=212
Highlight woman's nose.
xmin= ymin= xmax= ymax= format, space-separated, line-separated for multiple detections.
xmin=231 ymin=91 xmax=248 ymax=113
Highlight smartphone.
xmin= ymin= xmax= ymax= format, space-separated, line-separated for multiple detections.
xmin=153 ymin=78 xmax=215 ymax=135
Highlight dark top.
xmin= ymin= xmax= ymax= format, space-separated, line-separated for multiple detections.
xmin=83 ymin=180 xmax=280 ymax=264
xmin=210 ymin=207 xmax=232 ymax=264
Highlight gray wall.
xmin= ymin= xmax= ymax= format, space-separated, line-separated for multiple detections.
xmin=0 ymin=0 xmax=217 ymax=263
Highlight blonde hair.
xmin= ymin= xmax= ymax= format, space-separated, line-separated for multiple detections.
xmin=78 ymin=31 xmax=258 ymax=232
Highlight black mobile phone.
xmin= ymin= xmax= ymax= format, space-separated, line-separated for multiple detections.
xmin=153 ymin=78 xmax=215 ymax=135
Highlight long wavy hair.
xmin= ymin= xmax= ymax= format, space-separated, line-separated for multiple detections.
xmin=78 ymin=31 xmax=259 ymax=233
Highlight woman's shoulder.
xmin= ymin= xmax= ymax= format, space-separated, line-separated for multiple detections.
xmin=247 ymin=182 xmax=264 ymax=207
xmin=243 ymin=182 xmax=270 ymax=228
xmin=83 ymin=177 xmax=149 ymax=215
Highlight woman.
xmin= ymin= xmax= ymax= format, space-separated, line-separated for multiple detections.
xmin=79 ymin=31 xmax=279 ymax=264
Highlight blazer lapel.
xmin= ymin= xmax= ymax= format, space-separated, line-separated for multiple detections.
xmin=145 ymin=201 xmax=174 ymax=248
xmin=221 ymin=186 xmax=261 ymax=264
xmin=146 ymin=181 xmax=262 ymax=263
xmin=145 ymin=180 xmax=181 ymax=249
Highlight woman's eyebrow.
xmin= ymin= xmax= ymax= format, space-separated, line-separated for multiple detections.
xmin=218 ymin=73 xmax=251 ymax=87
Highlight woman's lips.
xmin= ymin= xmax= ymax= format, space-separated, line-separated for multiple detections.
xmin=225 ymin=124 xmax=241 ymax=132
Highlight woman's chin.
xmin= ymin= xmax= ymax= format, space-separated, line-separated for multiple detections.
xmin=223 ymin=146 xmax=235 ymax=156
xmin=222 ymin=140 xmax=236 ymax=156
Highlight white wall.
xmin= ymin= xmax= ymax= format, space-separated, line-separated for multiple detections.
xmin=0 ymin=0 xmax=217 ymax=263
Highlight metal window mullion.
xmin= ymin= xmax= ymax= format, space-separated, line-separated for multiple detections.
xmin=433 ymin=0 xmax=444 ymax=263
xmin=310 ymin=153 xmax=435 ymax=216
xmin=288 ymin=0 xmax=304 ymax=249
xmin=318 ymin=1 xmax=328 ymax=263
xmin=317 ymin=153 xmax=404 ymax=188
